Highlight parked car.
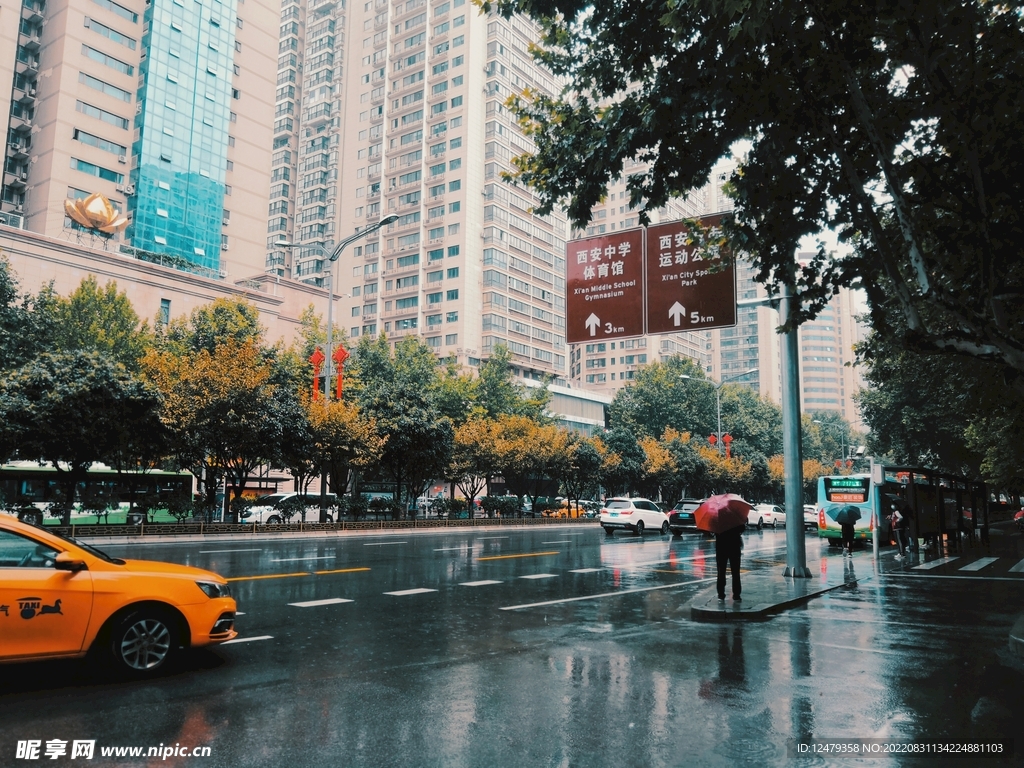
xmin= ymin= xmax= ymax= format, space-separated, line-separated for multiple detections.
xmin=242 ymin=493 xmax=336 ymax=524
xmin=0 ymin=515 xmax=236 ymax=676
xmin=600 ymin=498 xmax=670 ymax=536
xmin=668 ymin=498 xmax=704 ymax=537
xmin=803 ymin=505 xmax=818 ymax=531
xmin=748 ymin=503 xmax=784 ymax=530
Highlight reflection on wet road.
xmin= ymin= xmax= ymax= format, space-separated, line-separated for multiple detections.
xmin=2 ymin=525 xmax=1022 ymax=767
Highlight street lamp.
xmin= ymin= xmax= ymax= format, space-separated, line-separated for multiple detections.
xmin=278 ymin=215 xmax=398 ymax=523
xmin=680 ymin=368 xmax=758 ymax=454
xmin=813 ymin=419 xmax=848 ymax=465
xmin=277 ymin=214 xmax=398 ymax=401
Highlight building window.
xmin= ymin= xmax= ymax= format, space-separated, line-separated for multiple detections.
xmin=445 ymin=334 xmax=458 ymax=345
xmin=446 ymin=289 xmax=459 ymax=300
xmin=446 ymin=311 xmax=458 ymax=323
xmin=158 ymin=298 xmax=171 ymax=327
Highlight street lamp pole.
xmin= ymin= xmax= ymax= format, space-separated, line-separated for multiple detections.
xmin=277 ymin=214 xmax=398 ymax=401
xmin=277 ymin=215 xmax=398 ymax=522
xmin=681 ymin=368 xmax=758 ymax=454
xmin=813 ymin=419 xmax=848 ymax=465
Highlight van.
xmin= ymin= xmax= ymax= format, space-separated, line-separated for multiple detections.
xmin=243 ymin=493 xmax=337 ymax=524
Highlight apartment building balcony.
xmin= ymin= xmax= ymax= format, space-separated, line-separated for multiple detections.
xmin=4 ymin=169 xmax=28 ymax=190
xmin=21 ymin=1 xmax=45 ymax=23
xmin=20 ymin=34 xmax=41 ymax=51
xmin=8 ymin=141 xmax=30 ymax=161
xmin=304 ymin=104 xmax=332 ymax=127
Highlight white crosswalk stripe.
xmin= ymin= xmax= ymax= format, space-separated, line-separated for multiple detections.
xmin=289 ymin=598 xmax=353 ymax=608
xmin=459 ymin=580 xmax=502 ymax=587
xmin=519 ymin=573 xmax=558 ymax=580
xmin=569 ymin=568 xmax=603 ymax=573
xmin=1009 ymin=558 xmax=1024 ymax=574
xmin=384 ymin=588 xmax=438 ymax=596
xmin=912 ymin=556 xmax=959 ymax=570
xmin=959 ymin=557 xmax=998 ymax=572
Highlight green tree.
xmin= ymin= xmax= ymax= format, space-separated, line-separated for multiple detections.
xmin=487 ymin=0 xmax=1024 ymax=382
xmin=600 ymin=427 xmax=645 ymax=496
xmin=158 ymin=297 xmax=265 ymax=355
xmin=349 ymin=335 xmax=454 ymax=512
xmin=609 ymin=357 xmax=714 ymax=440
xmin=558 ymin=433 xmax=604 ymax=508
xmin=0 ymin=352 xmax=164 ymax=525
xmin=53 ymin=275 xmax=149 ymax=370
xmin=476 ymin=344 xmax=551 ymax=420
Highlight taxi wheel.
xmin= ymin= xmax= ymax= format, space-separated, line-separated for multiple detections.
xmin=266 ymin=515 xmax=282 ymax=525
xmin=660 ymin=521 xmax=670 ymax=535
xmin=109 ymin=608 xmax=179 ymax=676
xmin=604 ymin=526 xmax=614 ymax=536
xmin=634 ymin=520 xmax=645 ymax=536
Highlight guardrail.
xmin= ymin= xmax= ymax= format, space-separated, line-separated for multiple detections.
xmin=51 ymin=517 xmax=599 ymax=538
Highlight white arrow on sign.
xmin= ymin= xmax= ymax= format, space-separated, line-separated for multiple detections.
xmin=668 ymin=302 xmax=686 ymax=326
xmin=585 ymin=313 xmax=601 ymax=337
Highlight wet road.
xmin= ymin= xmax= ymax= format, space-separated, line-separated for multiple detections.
xmin=2 ymin=524 xmax=1023 ymax=767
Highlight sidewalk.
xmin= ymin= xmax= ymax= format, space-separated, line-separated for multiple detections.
xmin=690 ymin=551 xmax=872 ymax=621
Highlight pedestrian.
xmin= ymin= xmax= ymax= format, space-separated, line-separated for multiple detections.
xmin=716 ymin=523 xmax=745 ymax=601
xmin=890 ymin=502 xmax=910 ymax=560
xmin=841 ymin=520 xmax=855 ymax=555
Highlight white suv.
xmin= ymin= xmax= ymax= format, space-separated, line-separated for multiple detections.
xmin=243 ymin=493 xmax=336 ymax=524
xmin=600 ymin=498 xmax=670 ymax=537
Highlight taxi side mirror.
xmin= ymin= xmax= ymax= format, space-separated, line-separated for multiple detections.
xmin=54 ymin=551 xmax=88 ymax=572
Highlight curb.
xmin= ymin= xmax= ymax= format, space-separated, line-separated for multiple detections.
xmin=690 ymin=577 xmax=860 ymax=622
xmin=1011 ymin=614 xmax=1024 ymax=662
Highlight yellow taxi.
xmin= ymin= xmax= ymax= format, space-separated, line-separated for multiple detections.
xmin=0 ymin=515 xmax=236 ymax=676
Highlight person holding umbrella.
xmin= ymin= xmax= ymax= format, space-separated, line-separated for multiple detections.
xmin=694 ymin=494 xmax=752 ymax=601
xmin=828 ymin=504 xmax=862 ymax=556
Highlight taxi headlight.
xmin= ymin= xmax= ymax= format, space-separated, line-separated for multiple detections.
xmin=196 ymin=581 xmax=232 ymax=599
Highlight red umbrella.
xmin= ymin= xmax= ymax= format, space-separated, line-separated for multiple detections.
xmin=694 ymin=494 xmax=752 ymax=534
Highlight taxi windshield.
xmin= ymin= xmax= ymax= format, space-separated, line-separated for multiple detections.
xmin=48 ymin=529 xmax=125 ymax=565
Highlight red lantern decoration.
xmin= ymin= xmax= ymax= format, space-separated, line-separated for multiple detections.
xmin=332 ymin=345 xmax=350 ymax=400
xmin=309 ymin=348 xmax=326 ymax=400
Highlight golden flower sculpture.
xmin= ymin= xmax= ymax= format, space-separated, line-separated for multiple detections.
xmin=63 ymin=193 xmax=129 ymax=235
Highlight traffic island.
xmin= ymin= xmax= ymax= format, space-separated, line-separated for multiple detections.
xmin=690 ymin=555 xmax=872 ymax=621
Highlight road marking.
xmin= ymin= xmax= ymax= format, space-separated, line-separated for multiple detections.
xmin=222 ymin=635 xmax=273 ymax=645
xmin=434 ymin=546 xmax=472 ymax=551
xmin=271 ymin=555 xmax=335 ymax=562
xmin=519 ymin=573 xmax=557 ymax=580
xmin=478 ymin=550 xmax=559 ymax=561
xmin=1010 ymin=558 xmax=1024 ymax=574
xmin=289 ymin=598 xmax=354 ymax=608
xmin=459 ymin=580 xmax=503 ymax=587
xmin=384 ymin=587 xmax=438 ymax=596
xmin=500 ymin=577 xmax=717 ymax=610
xmin=542 ymin=540 xmax=574 ymax=544
xmin=363 ymin=541 xmax=407 ymax=546
xmin=200 ymin=548 xmax=263 ymax=554
xmin=810 ymin=642 xmax=899 ymax=656
xmin=569 ymin=568 xmax=603 ymax=573
xmin=475 ymin=536 xmax=509 ymax=540
xmin=959 ymin=557 xmax=999 ymax=572
xmin=314 ymin=567 xmax=371 ymax=575
xmin=913 ymin=556 xmax=959 ymax=570
xmin=226 ymin=572 xmax=311 ymax=582
xmin=885 ymin=573 xmax=1024 ymax=583
xmin=235 ymin=612 xmax=245 ymax=616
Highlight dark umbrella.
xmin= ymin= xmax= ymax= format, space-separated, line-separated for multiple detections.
xmin=694 ymin=494 xmax=753 ymax=534
xmin=828 ymin=505 xmax=863 ymax=526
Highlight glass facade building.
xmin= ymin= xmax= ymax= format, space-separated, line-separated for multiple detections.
xmin=129 ymin=0 xmax=239 ymax=272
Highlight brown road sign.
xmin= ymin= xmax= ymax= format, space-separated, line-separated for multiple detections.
xmin=645 ymin=216 xmax=737 ymax=335
xmin=566 ymin=228 xmax=645 ymax=344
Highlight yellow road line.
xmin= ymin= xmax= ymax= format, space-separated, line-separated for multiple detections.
xmin=228 ymin=567 xmax=371 ymax=582
xmin=226 ymin=572 xmax=311 ymax=582
xmin=477 ymin=550 xmax=560 ymax=561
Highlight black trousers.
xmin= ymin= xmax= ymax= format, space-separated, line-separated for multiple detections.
xmin=841 ymin=524 xmax=855 ymax=550
xmin=716 ymin=546 xmax=741 ymax=598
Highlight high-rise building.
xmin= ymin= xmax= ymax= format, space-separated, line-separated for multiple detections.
xmin=269 ymin=0 xmax=571 ymax=381
xmin=0 ymin=0 xmax=276 ymax=277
